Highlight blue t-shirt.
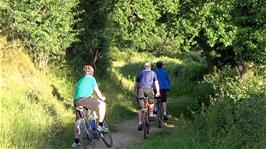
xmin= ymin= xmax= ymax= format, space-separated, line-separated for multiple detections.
xmin=136 ymin=69 xmax=157 ymax=88
xmin=74 ymin=75 xmax=97 ymax=101
xmin=155 ymin=68 xmax=171 ymax=90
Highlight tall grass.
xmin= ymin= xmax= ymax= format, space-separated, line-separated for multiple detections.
xmin=0 ymin=37 xmax=74 ymax=148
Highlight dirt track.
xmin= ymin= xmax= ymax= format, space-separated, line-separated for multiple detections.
xmin=95 ymin=118 xmax=164 ymax=149
xmin=93 ymin=97 xmax=181 ymax=149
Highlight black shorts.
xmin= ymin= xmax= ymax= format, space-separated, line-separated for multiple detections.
xmin=136 ymin=87 xmax=154 ymax=109
xmin=155 ymin=89 xmax=168 ymax=102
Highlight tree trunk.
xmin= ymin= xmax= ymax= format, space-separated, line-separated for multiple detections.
xmin=92 ymin=49 xmax=100 ymax=70
xmin=237 ymin=61 xmax=255 ymax=82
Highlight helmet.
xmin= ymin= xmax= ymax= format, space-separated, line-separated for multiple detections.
xmin=156 ymin=61 xmax=163 ymax=68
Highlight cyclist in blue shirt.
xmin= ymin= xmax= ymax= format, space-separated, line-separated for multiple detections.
xmin=72 ymin=64 xmax=108 ymax=148
xmin=134 ymin=61 xmax=160 ymax=131
xmin=155 ymin=61 xmax=171 ymax=120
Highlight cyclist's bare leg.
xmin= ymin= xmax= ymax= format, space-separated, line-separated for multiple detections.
xmin=153 ymin=99 xmax=157 ymax=112
xmin=149 ymin=103 xmax=154 ymax=117
xmin=138 ymin=110 xmax=142 ymax=124
xmin=74 ymin=124 xmax=79 ymax=139
xmin=73 ymin=120 xmax=80 ymax=146
xmin=163 ymin=102 xmax=167 ymax=114
xmin=98 ymin=100 xmax=106 ymax=123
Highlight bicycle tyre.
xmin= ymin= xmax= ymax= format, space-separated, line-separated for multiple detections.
xmin=157 ymin=101 xmax=163 ymax=128
xmin=147 ymin=111 xmax=150 ymax=135
xmin=100 ymin=130 xmax=113 ymax=147
xmin=79 ymin=120 xmax=92 ymax=149
xmin=89 ymin=138 xmax=96 ymax=149
xmin=143 ymin=111 xmax=148 ymax=139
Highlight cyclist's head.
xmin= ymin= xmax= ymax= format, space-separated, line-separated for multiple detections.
xmin=144 ymin=61 xmax=151 ymax=69
xmin=83 ymin=64 xmax=94 ymax=75
xmin=156 ymin=61 xmax=163 ymax=68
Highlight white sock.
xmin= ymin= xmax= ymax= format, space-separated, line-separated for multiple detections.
xmin=139 ymin=121 xmax=142 ymax=125
xmin=163 ymin=112 xmax=167 ymax=116
xmin=150 ymin=112 xmax=154 ymax=117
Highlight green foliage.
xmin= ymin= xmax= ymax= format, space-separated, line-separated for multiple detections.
xmin=180 ymin=0 xmax=236 ymax=46
xmin=67 ymin=0 xmax=112 ymax=67
xmin=176 ymin=0 xmax=238 ymax=68
xmin=189 ymin=94 xmax=266 ymax=149
xmin=2 ymin=0 xmax=264 ymax=69
xmin=111 ymin=0 xmax=165 ymax=50
xmin=109 ymin=0 xmax=181 ymax=53
xmin=232 ymin=0 xmax=266 ymax=63
xmin=168 ymin=51 xmax=208 ymax=96
xmin=193 ymin=66 xmax=266 ymax=148
xmin=204 ymin=66 xmax=266 ymax=103
xmin=178 ymin=0 xmax=266 ymax=66
xmin=232 ymin=96 xmax=266 ymax=148
xmin=0 ymin=0 xmax=79 ymax=68
xmin=109 ymin=0 xmax=265 ymax=67
xmin=0 ymin=38 xmax=74 ymax=148
xmin=175 ymin=62 xmax=207 ymax=82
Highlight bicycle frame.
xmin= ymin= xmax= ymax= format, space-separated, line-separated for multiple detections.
xmin=76 ymin=106 xmax=113 ymax=148
xmin=76 ymin=106 xmax=98 ymax=147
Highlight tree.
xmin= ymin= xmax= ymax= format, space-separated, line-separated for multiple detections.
xmin=110 ymin=0 xmax=165 ymax=50
xmin=0 ymin=0 xmax=79 ymax=69
xmin=232 ymin=0 xmax=266 ymax=64
xmin=171 ymin=0 xmax=265 ymax=69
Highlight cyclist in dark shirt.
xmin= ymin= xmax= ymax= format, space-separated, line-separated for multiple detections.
xmin=134 ymin=61 xmax=160 ymax=131
xmin=154 ymin=61 xmax=171 ymax=120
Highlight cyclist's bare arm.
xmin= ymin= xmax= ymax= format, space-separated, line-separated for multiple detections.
xmin=94 ymin=86 xmax=106 ymax=101
xmin=154 ymin=80 xmax=160 ymax=97
xmin=133 ymin=82 xmax=139 ymax=95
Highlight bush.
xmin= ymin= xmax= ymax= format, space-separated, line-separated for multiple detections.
xmin=231 ymin=95 xmax=266 ymax=149
xmin=204 ymin=66 xmax=266 ymax=103
xmin=191 ymin=66 xmax=266 ymax=148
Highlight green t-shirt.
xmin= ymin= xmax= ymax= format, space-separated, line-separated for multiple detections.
xmin=74 ymin=75 xmax=97 ymax=101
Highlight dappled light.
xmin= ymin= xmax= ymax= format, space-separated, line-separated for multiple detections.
xmin=1 ymin=0 xmax=265 ymax=148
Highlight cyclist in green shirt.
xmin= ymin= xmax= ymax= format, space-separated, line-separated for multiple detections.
xmin=72 ymin=64 xmax=107 ymax=148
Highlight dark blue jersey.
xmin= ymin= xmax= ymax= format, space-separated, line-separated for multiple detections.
xmin=155 ymin=68 xmax=171 ymax=90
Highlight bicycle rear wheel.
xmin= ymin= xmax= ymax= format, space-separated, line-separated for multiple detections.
xmin=143 ymin=111 xmax=150 ymax=139
xmin=157 ymin=101 xmax=163 ymax=128
xmin=143 ymin=111 xmax=147 ymax=139
xmin=79 ymin=120 xmax=92 ymax=149
xmin=100 ymin=130 xmax=113 ymax=147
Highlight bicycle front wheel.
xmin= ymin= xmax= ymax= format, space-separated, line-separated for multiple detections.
xmin=100 ymin=130 xmax=113 ymax=147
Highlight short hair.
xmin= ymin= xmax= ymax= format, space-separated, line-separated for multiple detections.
xmin=156 ymin=61 xmax=163 ymax=68
xmin=83 ymin=64 xmax=94 ymax=75
xmin=144 ymin=61 xmax=151 ymax=68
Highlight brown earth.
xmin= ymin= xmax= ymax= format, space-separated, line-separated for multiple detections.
xmin=95 ymin=118 xmax=164 ymax=149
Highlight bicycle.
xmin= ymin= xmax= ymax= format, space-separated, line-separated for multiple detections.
xmin=142 ymin=97 xmax=152 ymax=139
xmin=76 ymin=106 xmax=113 ymax=149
